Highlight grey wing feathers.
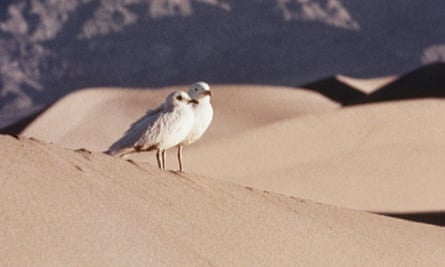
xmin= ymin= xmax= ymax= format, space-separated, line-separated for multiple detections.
xmin=144 ymin=103 xmax=164 ymax=117
xmin=105 ymin=105 xmax=164 ymax=156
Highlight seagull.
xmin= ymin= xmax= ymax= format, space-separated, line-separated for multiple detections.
xmin=105 ymin=91 xmax=198 ymax=170
xmin=176 ymin=81 xmax=213 ymax=172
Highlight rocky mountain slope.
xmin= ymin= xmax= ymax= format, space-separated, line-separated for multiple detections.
xmin=1 ymin=0 xmax=445 ymax=128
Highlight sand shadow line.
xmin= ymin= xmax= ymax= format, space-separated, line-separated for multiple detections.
xmin=376 ymin=211 xmax=445 ymax=227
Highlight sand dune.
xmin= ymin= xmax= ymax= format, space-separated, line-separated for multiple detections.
xmin=349 ymin=63 xmax=445 ymax=105
xmin=22 ymin=84 xmax=445 ymax=212
xmin=301 ymin=76 xmax=367 ymax=104
xmin=303 ymin=63 xmax=445 ymax=106
xmin=187 ymin=99 xmax=445 ymax=212
xmin=300 ymin=74 xmax=398 ymax=105
xmin=3 ymin=2 xmax=445 ymax=264
xmin=22 ymin=85 xmax=338 ymax=151
xmin=301 ymin=74 xmax=397 ymax=105
xmin=1 ymin=135 xmax=445 ymax=266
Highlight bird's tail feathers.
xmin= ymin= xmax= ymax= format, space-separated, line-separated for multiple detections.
xmin=104 ymin=147 xmax=134 ymax=157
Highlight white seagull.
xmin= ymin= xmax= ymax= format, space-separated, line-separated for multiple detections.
xmin=106 ymin=91 xmax=198 ymax=170
xmin=176 ymin=81 xmax=213 ymax=172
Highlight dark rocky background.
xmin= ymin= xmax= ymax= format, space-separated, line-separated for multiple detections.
xmin=1 ymin=0 xmax=445 ymax=130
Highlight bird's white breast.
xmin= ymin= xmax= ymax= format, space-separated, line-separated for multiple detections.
xmin=158 ymin=104 xmax=196 ymax=149
xmin=182 ymin=99 xmax=213 ymax=145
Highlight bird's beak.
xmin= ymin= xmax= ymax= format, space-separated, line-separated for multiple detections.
xmin=190 ymin=99 xmax=199 ymax=104
xmin=203 ymin=90 xmax=212 ymax=96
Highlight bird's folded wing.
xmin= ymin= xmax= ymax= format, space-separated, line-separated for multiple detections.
xmin=107 ymin=105 xmax=164 ymax=154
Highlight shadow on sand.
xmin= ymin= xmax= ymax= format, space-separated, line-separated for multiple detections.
xmin=300 ymin=63 xmax=445 ymax=106
xmin=377 ymin=211 xmax=445 ymax=227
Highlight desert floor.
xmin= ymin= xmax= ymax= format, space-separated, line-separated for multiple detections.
xmin=2 ymin=76 xmax=445 ymax=265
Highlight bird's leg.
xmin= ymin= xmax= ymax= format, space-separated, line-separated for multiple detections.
xmin=161 ymin=150 xmax=166 ymax=170
xmin=156 ymin=149 xmax=162 ymax=169
xmin=177 ymin=145 xmax=184 ymax=172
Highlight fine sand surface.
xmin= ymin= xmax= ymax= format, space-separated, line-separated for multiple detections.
xmin=2 ymin=134 xmax=445 ymax=266
xmin=22 ymin=84 xmax=445 ymax=212
xmin=189 ymin=99 xmax=445 ymax=212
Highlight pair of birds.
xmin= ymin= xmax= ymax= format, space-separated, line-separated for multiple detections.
xmin=105 ymin=82 xmax=213 ymax=172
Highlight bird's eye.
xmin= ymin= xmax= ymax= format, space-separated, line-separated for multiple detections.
xmin=176 ymin=95 xmax=183 ymax=101
xmin=194 ymin=88 xmax=198 ymax=91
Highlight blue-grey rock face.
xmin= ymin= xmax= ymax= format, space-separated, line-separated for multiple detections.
xmin=1 ymin=0 xmax=445 ymax=128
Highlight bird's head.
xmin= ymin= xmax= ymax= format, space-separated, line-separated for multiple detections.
xmin=167 ymin=91 xmax=199 ymax=108
xmin=188 ymin=81 xmax=212 ymax=101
